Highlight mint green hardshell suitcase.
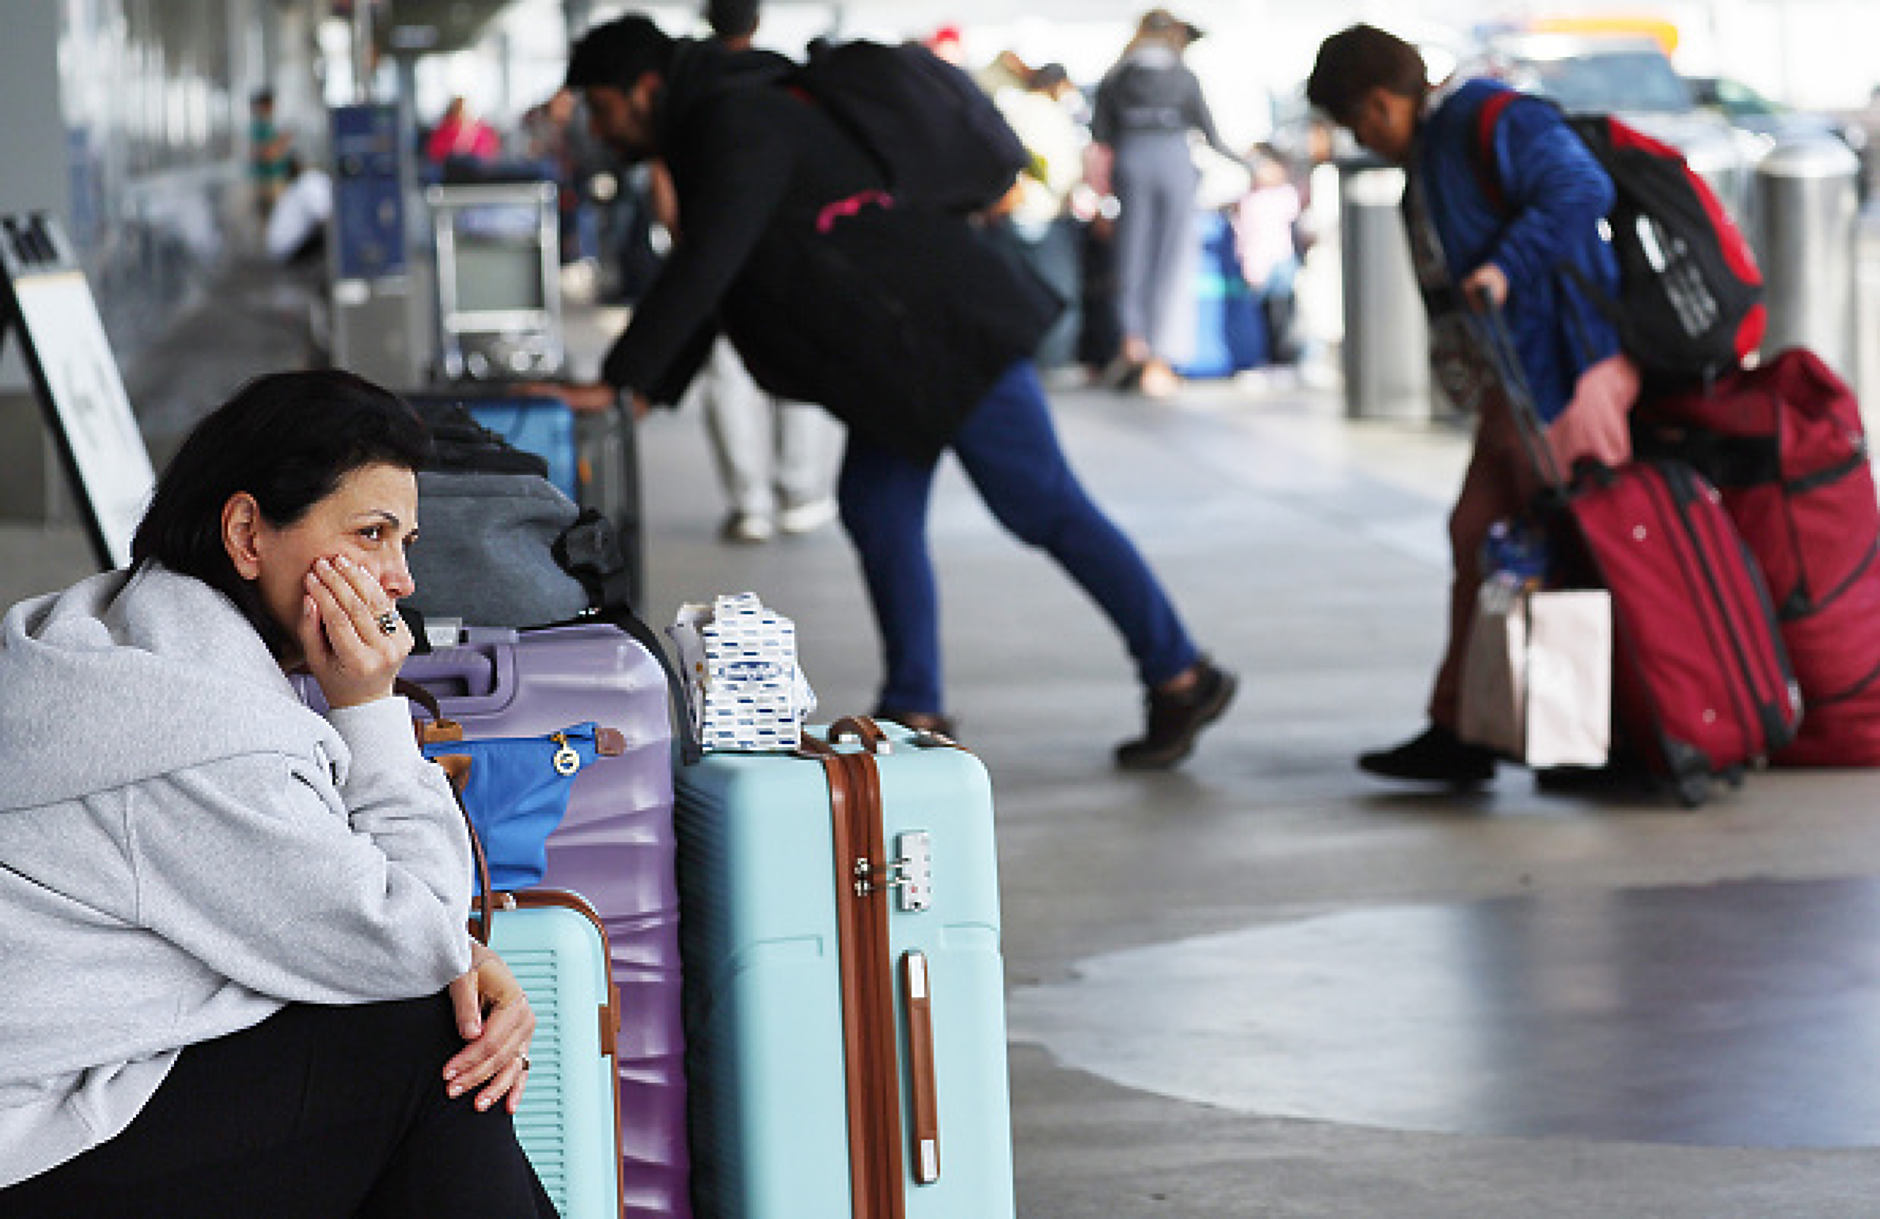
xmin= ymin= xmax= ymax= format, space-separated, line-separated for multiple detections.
xmin=673 ymin=719 xmax=1015 ymax=1219
xmin=486 ymin=890 xmax=625 ymax=1219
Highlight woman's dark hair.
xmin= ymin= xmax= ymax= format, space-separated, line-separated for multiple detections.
xmin=130 ymin=369 xmax=429 ymax=653
xmin=1305 ymin=25 xmax=1429 ymax=126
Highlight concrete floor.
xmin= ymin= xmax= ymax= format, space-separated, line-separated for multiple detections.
xmin=630 ymin=372 xmax=1880 ymax=1218
xmin=9 ymin=266 xmax=1880 ymax=1215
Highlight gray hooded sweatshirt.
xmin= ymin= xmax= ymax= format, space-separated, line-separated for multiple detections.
xmin=0 ymin=564 xmax=474 ymax=1187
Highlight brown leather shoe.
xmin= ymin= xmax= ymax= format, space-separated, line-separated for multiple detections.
xmin=1114 ymin=658 xmax=1237 ymax=770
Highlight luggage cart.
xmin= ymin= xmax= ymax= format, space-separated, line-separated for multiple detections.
xmin=429 ymin=181 xmax=564 ymax=382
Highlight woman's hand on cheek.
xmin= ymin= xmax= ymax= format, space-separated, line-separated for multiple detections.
xmin=300 ymin=555 xmax=409 ymax=709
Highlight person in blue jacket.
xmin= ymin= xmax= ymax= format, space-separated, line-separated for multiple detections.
xmin=1307 ymin=25 xmax=1640 ymax=786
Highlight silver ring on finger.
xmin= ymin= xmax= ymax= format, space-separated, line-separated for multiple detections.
xmin=518 ymin=1052 xmax=531 ymax=1072
xmin=376 ymin=610 xmax=400 ymax=636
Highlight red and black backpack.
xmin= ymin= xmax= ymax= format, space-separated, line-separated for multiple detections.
xmin=1472 ymin=90 xmax=1765 ymax=385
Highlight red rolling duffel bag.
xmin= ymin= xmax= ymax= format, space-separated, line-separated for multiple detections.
xmin=1555 ymin=459 xmax=1801 ymax=802
xmin=1637 ymin=348 xmax=1880 ymax=765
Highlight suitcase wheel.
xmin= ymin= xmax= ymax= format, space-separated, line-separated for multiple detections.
xmin=1674 ymin=772 xmax=1710 ymax=809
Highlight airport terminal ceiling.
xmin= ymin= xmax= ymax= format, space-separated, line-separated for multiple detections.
xmin=370 ymin=0 xmax=1880 ymax=111
xmin=373 ymin=0 xmax=1403 ymax=47
xmin=377 ymin=0 xmax=516 ymax=55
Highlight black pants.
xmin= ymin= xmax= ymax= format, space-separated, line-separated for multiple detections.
xmin=3 ymin=994 xmax=557 ymax=1218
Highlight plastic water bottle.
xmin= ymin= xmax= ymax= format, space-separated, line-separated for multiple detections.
xmin=1482 ymin=518 xmax=1550 ymax=585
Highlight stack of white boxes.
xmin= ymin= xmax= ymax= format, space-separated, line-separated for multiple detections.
xmin=670 ymin=592 xmax=815 ymax=752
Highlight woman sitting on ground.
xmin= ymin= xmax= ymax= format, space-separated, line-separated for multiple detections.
xmin=0 ymin=369 xmax=556 ymax=1216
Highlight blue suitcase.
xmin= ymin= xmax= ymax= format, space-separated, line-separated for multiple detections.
xmin=405 ymin=388 xmax=580 ymax=499
xmin=465 ymin=396 xmax=578 ymax=500
xmin=485 ymin=889 xmax=625 ymax=1219
xmin=673 ymin=717 xmax=1016 ymax=1219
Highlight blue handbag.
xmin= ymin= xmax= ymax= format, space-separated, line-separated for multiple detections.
xmin=421 ymin=722 xmax=609 ymax=890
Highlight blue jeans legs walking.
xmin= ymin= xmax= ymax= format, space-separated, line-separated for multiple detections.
xmin=838 ymin=359 xmax=1199 ymax=714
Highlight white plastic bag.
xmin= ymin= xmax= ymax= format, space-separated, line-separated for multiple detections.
xmin=1458 ymin=576 xmax=1612 ymax=768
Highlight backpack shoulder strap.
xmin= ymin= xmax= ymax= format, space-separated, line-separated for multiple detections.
xmin=1470 ymin=88 xmax=1521 ymax=214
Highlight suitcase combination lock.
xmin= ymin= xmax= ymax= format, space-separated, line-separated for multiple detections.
xmin=851 ymin=830 xmax=933 ymax=911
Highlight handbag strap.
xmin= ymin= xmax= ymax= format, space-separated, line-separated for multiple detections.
xmin=438 ymin=755 xmax=497 ymax=945
xmin=398 ymin=677 xmax=496 ymax=944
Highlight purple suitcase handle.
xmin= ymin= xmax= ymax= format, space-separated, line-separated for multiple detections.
xmin=403 ymin=645 xmax=520 ymax=714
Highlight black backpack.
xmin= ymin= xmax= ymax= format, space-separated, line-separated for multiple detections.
xmin=1472 ymin=91 xmax=1766 ymax=385
xmin=790 ymin=40 xmax=1029 ymax=214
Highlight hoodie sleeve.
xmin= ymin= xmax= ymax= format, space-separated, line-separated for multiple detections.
xmin=1482 ymin=98 xmax=1615 ymax=293
xmin=124 ymin=696 xmax=473 ymax=1004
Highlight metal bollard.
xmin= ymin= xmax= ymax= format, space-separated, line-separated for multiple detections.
xmin=1753 ymin=134 xmax=1860 ymax=381
xmin=1338 ymin=156 xmax=1430 ymax=420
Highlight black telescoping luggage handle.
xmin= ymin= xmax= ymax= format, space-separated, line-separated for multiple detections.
xmin=396 ymin=676 xmax=499 ymax=943
xmin=1470 ymin=299 xmax=1567 ymax=491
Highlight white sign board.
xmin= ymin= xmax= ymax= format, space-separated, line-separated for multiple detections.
xmin=3 ymin=218 xmax=156 ymax=569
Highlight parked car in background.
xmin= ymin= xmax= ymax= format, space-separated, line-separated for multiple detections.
xmin=1483 ymin=31 xmax=1762 ymax=221
xmin=1686 ymin=74 xmax=1869 ymax=200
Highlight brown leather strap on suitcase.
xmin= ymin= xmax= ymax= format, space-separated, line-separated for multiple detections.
xmin=804 ymin=727 xmax=908 ymax=1219
xmin=828 ymin=714 xmax=892 ymax=752
xmin=901 ymin=950 xmax=941 ymax=1184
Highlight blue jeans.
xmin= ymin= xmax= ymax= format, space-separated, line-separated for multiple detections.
xmin=838 ymin=359 xmax=1198 ymax=713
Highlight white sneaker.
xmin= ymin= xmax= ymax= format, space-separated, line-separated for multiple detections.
xmin=776 ymin=497 xmax=838 ymax=535
xmin=719 ymin=511 xmax=774 ymax=544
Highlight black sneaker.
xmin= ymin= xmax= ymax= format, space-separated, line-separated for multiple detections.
xmin=1115 ymin=658 xmax=1238 ymax=770
xmin=1358 ymin=724 xmax=1497 ymax=787
xmin=1533 ymin=755 xmax=1648 ymax=795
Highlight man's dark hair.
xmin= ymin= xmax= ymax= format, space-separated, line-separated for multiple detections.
xmin=131 ymin=369 xmax=429 ymax=656
xmin=705 ymin=0 xmax=759 ymax=42
xmin=1305 ymin=24 xmax=1428 ymax=126
xmin=566 ymin=15 xmax=679 ymax=92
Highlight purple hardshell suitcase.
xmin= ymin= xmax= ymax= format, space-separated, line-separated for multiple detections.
xmin=402 ymin=623 xmax=689 ymax=1219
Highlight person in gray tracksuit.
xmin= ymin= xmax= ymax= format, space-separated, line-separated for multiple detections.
xmin=1090 ymin=8 xmax=1238 ymax=398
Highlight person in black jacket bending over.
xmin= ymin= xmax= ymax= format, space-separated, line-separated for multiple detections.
xmin=559 ymin=15 xmax=1233 ymax=768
